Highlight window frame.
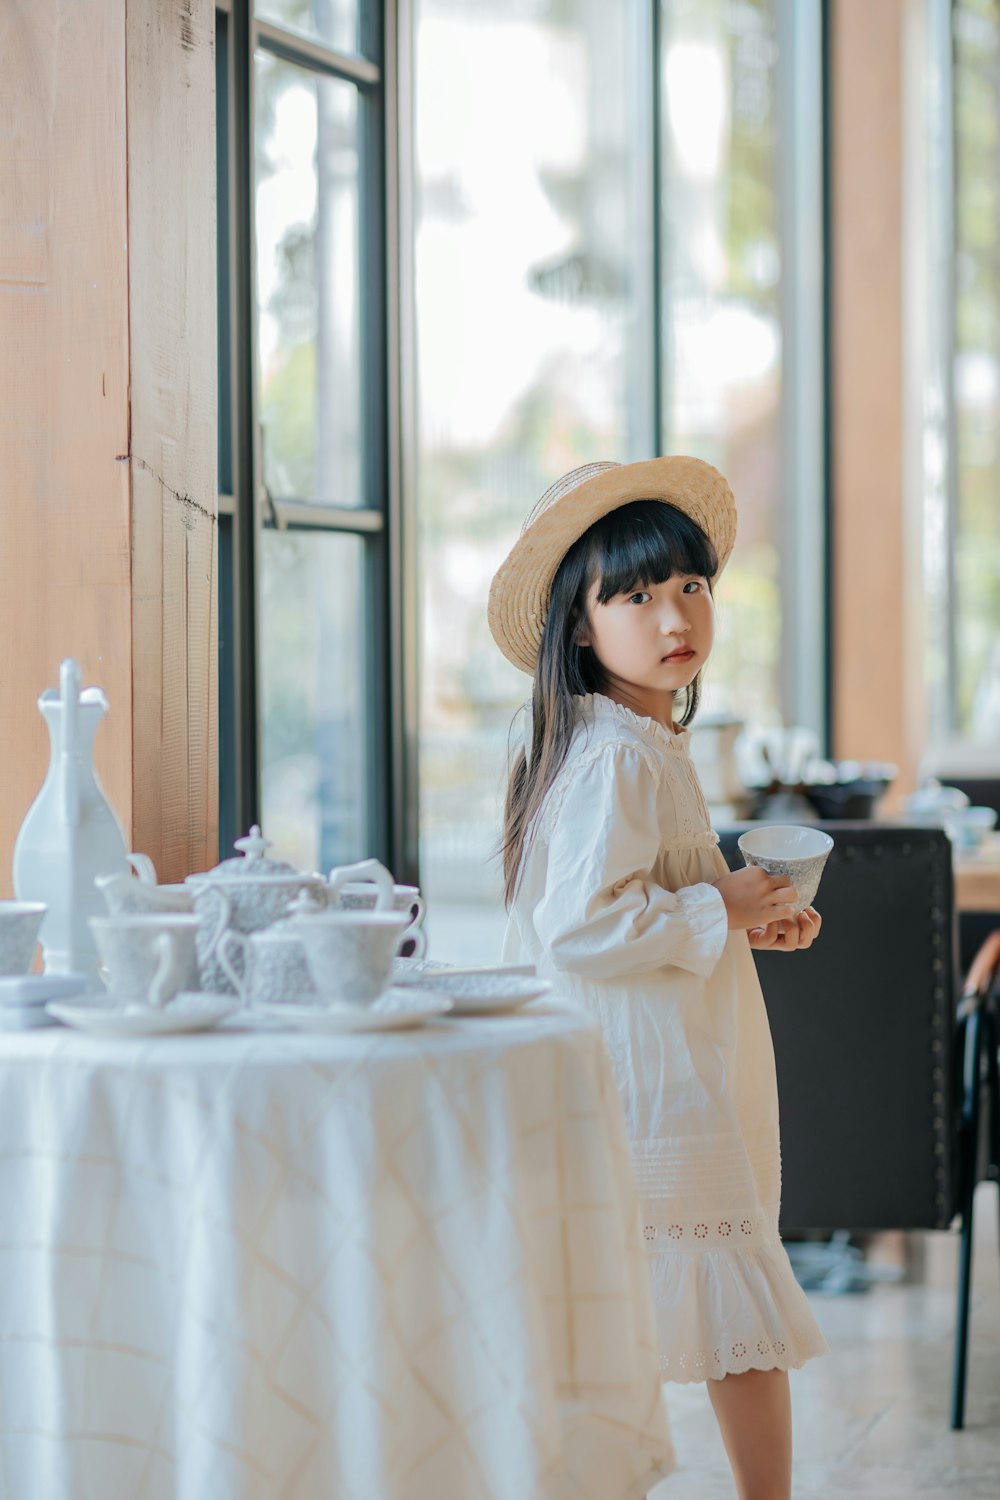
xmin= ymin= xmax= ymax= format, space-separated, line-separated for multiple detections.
xmin=216 ymin=0 xmax=416 ymax=877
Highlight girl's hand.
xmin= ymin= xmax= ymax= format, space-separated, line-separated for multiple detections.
xmin=712 ymin=866 xmax=798 ymax=931
xmin=748 ymin=907 xmax=822 ymax=952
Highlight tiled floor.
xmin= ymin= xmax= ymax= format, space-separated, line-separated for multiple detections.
xmin=652 ymin=1184 xmax=1000 ymax=1498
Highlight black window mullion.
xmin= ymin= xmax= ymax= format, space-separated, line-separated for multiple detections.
xmin=230 ymin=0 xmax=262 ymax=845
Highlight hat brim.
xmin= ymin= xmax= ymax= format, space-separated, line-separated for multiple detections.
xmin=488 ymin=456 xmax=737 ymax=675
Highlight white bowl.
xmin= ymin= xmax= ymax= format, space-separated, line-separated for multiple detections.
xmin=737 ymin=825 xmax=834 ymax=914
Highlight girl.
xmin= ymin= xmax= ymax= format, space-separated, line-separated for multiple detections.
xmin=489 ymin=457 xmax=828 ymax=1500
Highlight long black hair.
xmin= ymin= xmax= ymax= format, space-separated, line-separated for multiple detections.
xmin=501 ymin=499 xmax=718 ymax=906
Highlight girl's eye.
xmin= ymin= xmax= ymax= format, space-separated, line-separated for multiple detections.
xmin=683 ymin=580 xmax=703 ymax=593
xmin=627 ymin=592 xmax=652 ymax=605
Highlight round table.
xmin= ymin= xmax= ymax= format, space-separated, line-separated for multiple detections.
xmin=0 ymin=1004 xmax=673 ymax=1499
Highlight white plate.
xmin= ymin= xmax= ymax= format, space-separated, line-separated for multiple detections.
xmin=46 ymin=993 xmax=239 ymax=1037
xmin=255 ymin=988 xmax=453 ymax=1033
xmin=0 ymin=973 xmax=87 ymax=1007
xmin=393 ymin=970 xmax=551 ymax=1015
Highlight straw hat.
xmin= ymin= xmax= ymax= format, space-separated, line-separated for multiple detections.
xmin=488 ymin=456 xmax=737 ymax=675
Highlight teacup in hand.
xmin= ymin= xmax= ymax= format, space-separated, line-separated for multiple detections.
xmin=90 ymin=914 xmax=202 ymax=1009
xmin=737 ymin=825 xmax=834 ymax=914
xmin=0 ymin=901 xmax=47 ymax=975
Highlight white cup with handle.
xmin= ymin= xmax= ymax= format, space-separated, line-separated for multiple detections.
xmin=327 ymin=859 xmax=427 ymax=960
xmin=292 ymin=860 xmax=411 ymax=1007
xmin=89 ymin=914 xmax=202 ymax=1010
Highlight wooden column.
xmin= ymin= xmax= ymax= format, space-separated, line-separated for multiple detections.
xmin=0 ymin=0 xmax=217 ymax=892
xmin=830 ymin=0 xmax=925 ymax=804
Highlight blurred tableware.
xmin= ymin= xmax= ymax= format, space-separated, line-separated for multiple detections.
xmin=216 ymin=889 xmax=323 ymax=1006
xmin=90 ymin=914 xmax=202 ymax=1009
xmin=904 ymin=780 xmax=971 ymax=822
xmin=943 ymin=805 xmax=998 ymax=853
xmin=0 ymin=901 xmax=47 ymax=975
xmin=798 ymin=759 xmax=897 ymax=821
xmin=46 ymin=993 xmax=238 ymax=1037
xmin=737 ymin=825 xmax=835 ymax=915
xmin=0 ymin=971 xmax=85 ymax=1030
xmin=96 ymin=853 xmax=194 ymax=917
xmin=393 ymin=968 xmax=552 ymax=1016
xmin=295 ymin=906 xmax=412 ymax=1007
xmin=12 ymin=659 xmax=130 ymax=988
xmin=327 ymin=859 xmax=427 ymax=959
xmin=254 ymin=989 xmax=452 ymax=1033
xmin=185 ymin=826 xmax=327 ymax=994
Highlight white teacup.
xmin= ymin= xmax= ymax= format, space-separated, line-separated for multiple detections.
xmin=90 ymin=914 xmax=202 ymax=1009
xmin=294 ymin=910 xmax=412 ymax=1007
xmin=333 ymin=882 xmax=427 ymax=960
xmin=325 ymin=858 xmax=428 ymax=959
xmin=0 ymin=901 xmax=47 ymax=975
xmin=737 ymin=825 xmax=834 ymax=915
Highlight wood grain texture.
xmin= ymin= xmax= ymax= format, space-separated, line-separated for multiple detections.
xmin=830 ymin=0 xmax=920 ymax=806
xmin=0 ymin=0 xmax=133 ymax=894
xmin=127 ymin=0 xmax=218 ymax=881
xmin=0 ymin=0 xmax=218 ymax=895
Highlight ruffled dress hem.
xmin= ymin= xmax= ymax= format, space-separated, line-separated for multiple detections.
xmin=647 ymin=1240 xmax=829 ymax=1386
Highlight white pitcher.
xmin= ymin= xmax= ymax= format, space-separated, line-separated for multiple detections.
xmin=12 ymin=659 xmax=130 ymax=988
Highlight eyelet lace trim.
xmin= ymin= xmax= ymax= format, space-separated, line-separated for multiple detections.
xmin=659 ymin=1334 xmax=800 ymax=1381
xmin=641 ymin=1210 xmax=778 ymax=1252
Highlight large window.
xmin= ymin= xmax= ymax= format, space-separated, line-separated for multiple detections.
xmin=216 ymin=1 xmax=403 ymax=876
xmin=952 ymin=0 xmax=1000 ymax=738
xmin=408 ymin=0 xmax=826 ymax=948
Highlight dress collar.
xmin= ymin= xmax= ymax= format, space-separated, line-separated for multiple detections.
xmin=576 ymin=693 xmax=691 ymax=753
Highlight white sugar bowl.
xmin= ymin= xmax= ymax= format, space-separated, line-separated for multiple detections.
xmin=185 ymin=827 xmax=327 ymax=994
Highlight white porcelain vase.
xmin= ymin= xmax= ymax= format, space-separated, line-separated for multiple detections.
xmin=12 ymin=659 xmax=130 ymax=988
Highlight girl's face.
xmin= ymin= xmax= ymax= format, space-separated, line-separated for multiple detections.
xmin=578 ymin=571 xmax=715 ymax=711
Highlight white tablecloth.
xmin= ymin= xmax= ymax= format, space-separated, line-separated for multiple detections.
xmin=0 ymin=1005 xmax=673 ymax=1499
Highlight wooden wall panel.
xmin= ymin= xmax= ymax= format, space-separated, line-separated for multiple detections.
xmin=0 ymin=0 xmax=133 ymax=894
xmin=830 ymin=0 xmax=921 ymax=804
xmin=127 ymin=0 xmax=218 ymax=881
xmin=0 ymin=0 xmax=217 ymax=894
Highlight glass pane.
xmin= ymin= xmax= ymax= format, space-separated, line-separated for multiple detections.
xmin=256 ymin=0 xmax=361 ymax=58
xmin=412 ymin=0 xmax=652 ymax=956
xmin=258 ymin=529 xmax=369 ymax=872
xmin=953 ymin=0 xmax=1000 ymax=738
xmin=255 ymin=52 xmax=363 ymax=507
xmin=660 ymin=0 xmax=782 ymax=730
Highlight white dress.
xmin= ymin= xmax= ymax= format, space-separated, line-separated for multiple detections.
xmin=503 ymin=693 xmax=828 ymax=1384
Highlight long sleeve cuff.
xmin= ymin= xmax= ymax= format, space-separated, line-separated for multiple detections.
xmin=675 ymin=882 xmax=730 ymax=978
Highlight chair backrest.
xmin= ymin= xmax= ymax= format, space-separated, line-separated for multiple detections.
xmin=717 ymin=823 xmax=958 ymax=1232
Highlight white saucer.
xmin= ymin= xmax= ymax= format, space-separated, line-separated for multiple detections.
xmin=46 ymin=993 xmax=239 ymax=1037
xmin=255 ymin=987 xmax=453 ymax=1033
xmin=392 ymin=969 xmax=551 ymax=1015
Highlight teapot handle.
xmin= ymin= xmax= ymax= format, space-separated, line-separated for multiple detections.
xmin=217 ymin=930 xmax=248 ymax=1001
xmin=148 ymin=932 xmax=181 ymax=1011
xmin=326 ymin=858 xmax=395 ymax=911
xmin=127 ymin=853 xmax=158 ymax=886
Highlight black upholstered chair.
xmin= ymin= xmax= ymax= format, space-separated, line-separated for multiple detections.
xmin=717 ymin=822 xmax=998 ymax=1428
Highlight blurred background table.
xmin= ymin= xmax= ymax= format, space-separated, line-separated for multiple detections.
xmin=0 ymin=1006 xmax=672 ymax=1500
xmin=953 ymin=850 xmax=1000 ymax=913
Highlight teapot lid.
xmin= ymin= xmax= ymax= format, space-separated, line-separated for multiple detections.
xmin=193 ymin=826 xmax=304 ymax=883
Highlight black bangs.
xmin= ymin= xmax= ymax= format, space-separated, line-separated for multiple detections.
xmin=581 ymin=499 xmax=718 ymax=603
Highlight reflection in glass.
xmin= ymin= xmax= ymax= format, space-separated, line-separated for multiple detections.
xmin=258 ymin=530 xmax=368 ymax=873
xmin=413 ymin=0 xmax=651 ymax=928
xmin=255 ymin=51 xmax=362 ymax=507
xmin=660 ymin=0 xmax=782 ymax=730
xmin=256 ymin=0 xmax=359 ymax=56
xmin=953 ymin=0 xmax=1000 ymax=737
